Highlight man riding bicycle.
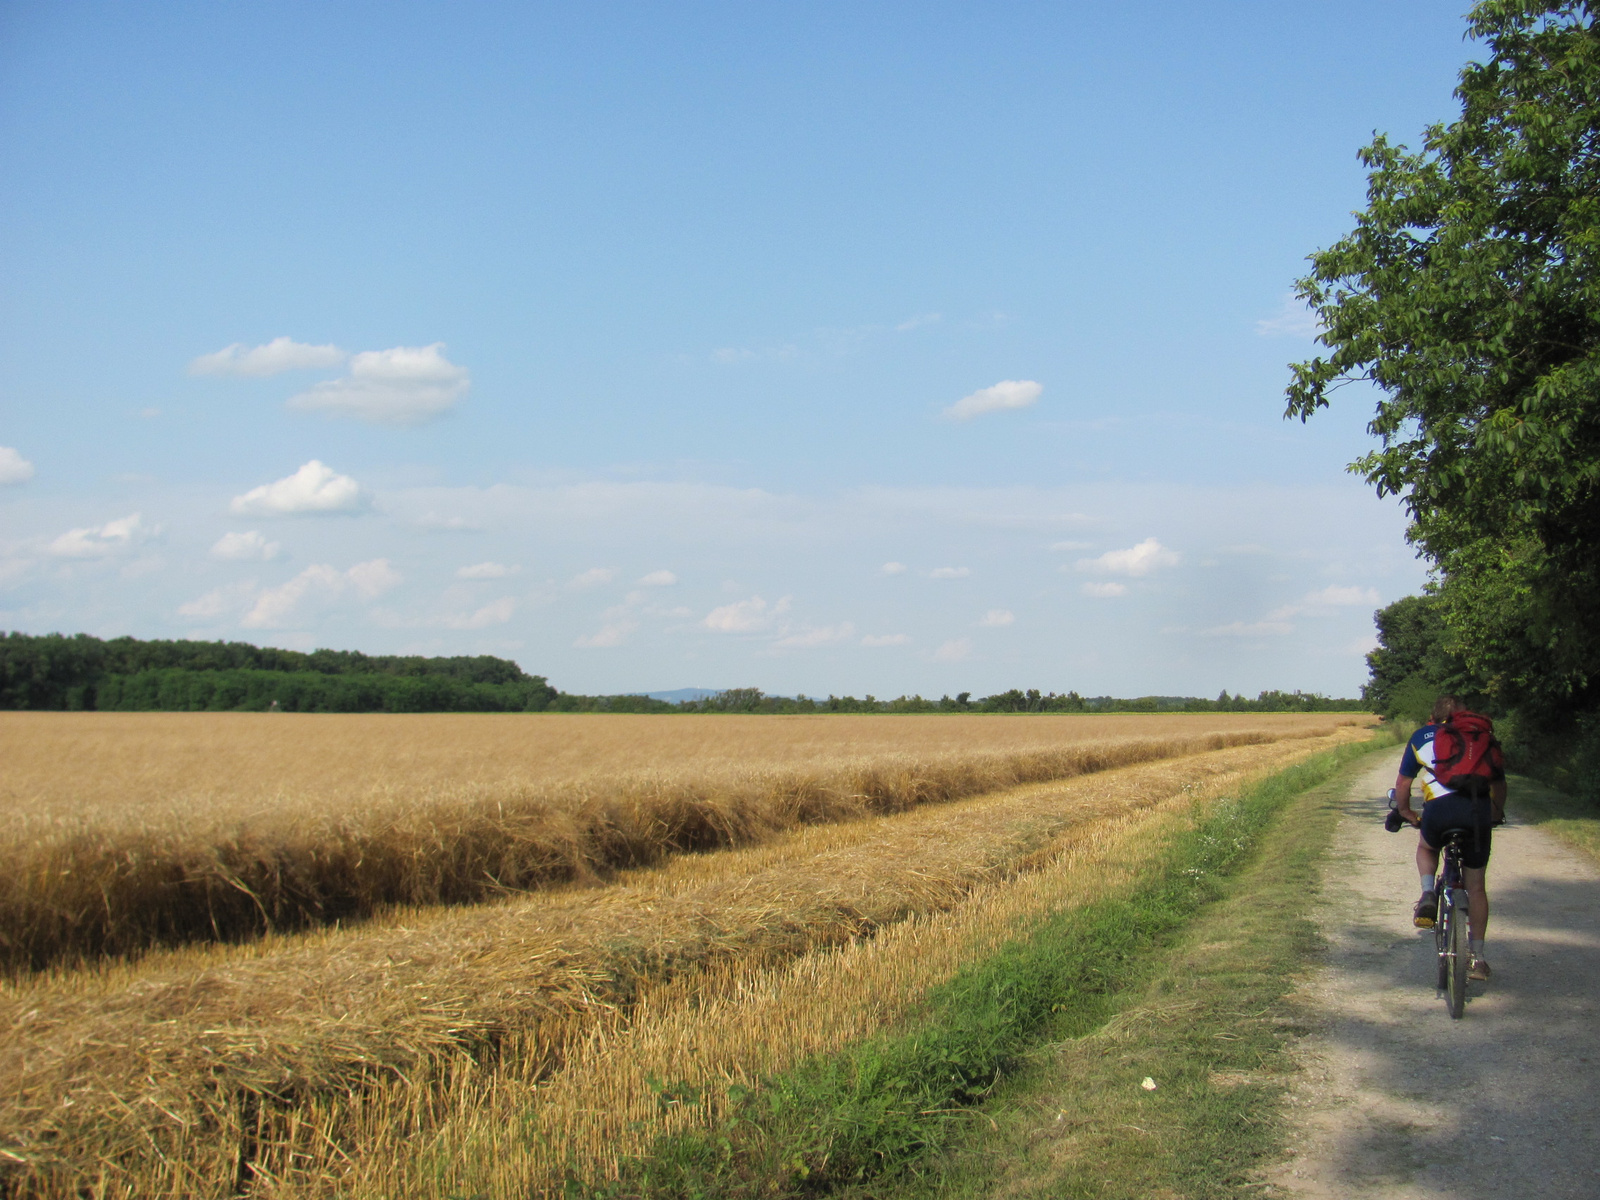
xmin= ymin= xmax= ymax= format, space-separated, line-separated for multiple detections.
xmin=1392 ymin=694 xmax=1506 ymax=982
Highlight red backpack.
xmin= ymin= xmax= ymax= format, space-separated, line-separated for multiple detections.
xmin=1431 ymin=710 xmax=1503 ymax=795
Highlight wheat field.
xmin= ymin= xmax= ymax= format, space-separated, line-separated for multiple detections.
xmin=0 ymin=712 xmax=1371 ymax=1196
xmin=0 ymin=711 xmax=1356 ymax=970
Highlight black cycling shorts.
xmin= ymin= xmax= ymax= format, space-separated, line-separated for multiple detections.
xmin=1419 ymin=793 xmax=1493 ymax=869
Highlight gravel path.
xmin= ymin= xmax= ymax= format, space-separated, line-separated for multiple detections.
xmin=1267 ymin=756 xmax=1600 ymax=1199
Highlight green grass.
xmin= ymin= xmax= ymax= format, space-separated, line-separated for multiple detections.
xmin=565 ymin=737 xmax=1385 ymax=1199
xmin=1505 ymin=772 xmax=1600 ymax=865
xmin=877 ymin=724 xmax=1368 ymax=1198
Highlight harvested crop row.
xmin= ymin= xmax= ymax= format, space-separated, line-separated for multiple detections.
xmin=0 ymin=715 xmax=1357 ymax=971
xmin=371 ymin=737 xmax=1378 ymax=1199
xmin=0 ymin=727 xmax=1367 ymax=1197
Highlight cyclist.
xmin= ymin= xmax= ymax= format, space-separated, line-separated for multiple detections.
xmin=1392 ymin=694 xmax=1506 ymax=982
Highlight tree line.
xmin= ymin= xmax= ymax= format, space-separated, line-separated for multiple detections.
xmin=678 ymin=687 xmax=1363 ymax=714
xmin=0 ymin=632 xmax=563 ymax=713
xmin=1290 ymin=1 xmax=1600 ymax=794
xmin=0 ymin=632 xmax=1362 ymax=715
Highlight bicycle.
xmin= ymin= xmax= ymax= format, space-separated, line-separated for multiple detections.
xmin=1386 ymin=789 xmax=1479 ymax=1019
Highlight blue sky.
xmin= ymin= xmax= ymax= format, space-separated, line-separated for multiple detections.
xmin=1 ymin=2 xmax=1476 ymax=697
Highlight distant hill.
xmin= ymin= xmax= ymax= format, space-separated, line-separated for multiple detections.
xmin=637 ymin=688 xmax=723 ymax=702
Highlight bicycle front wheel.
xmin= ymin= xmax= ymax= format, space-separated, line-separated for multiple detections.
xmin=1445 ymin=892 xmax=1468 ymax=1019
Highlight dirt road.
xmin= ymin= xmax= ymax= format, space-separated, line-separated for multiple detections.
xmin=1268 ymin=757 xmax=1600 ymax=1198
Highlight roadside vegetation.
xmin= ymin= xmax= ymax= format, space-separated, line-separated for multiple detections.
xmin=859 ymin=733 xmax=1369 ymax=1199
xmin=1507 ymin=773 xmax=1600 ymax=866
xmin=556 ymin=745 xmax=1372 ymax=1199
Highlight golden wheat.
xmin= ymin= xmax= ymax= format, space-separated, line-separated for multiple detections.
xmin=0 ymin=725 xmax=1368 ymax=1196
xmin=0 ymin=712 xmax=1362 ymax=970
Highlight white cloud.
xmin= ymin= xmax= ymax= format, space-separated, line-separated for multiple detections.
xmin=241 ymin=559 xmax=400 ymax=628
xmin=1081 ymin=581 xmax=1127 ymax=598
xmin=242 ymin=565 xmax=340 ymax=628
xmin=1255 ymin=293 xmax=1324 ymax=338
xmin=0 ymin=555 xmax=36 ymax=587
xmin=1262 ymin=584 xmax=1383 ymax=625
xmin=231 ymin=461 xmax=365 ymax=517
xmin=895 ymin=313 xmax=941 ymax=332
xmin=416 ymin=512 xmax=483 ymax=532
xmin=178 ymin=580 xmax=256 ymax=619
xmin=189 ymin=337 xmax=347 ymax=377
xmin=346 ymin=558 xmax=402 ymax=598
xmin=1345 ymin=634 xmax=1381 ymax=657
xmin=772 ymin=621 xmax=855 ymax=650
xmin=139 ymin=407 xmax=161 ymax=419
xmin=704 ymin=594 xmax=789 ymax=633
xmin=0 ymin=446 xmax=35 ymax=485
xmin=978 ymin=608 xmax=1015 ymax=627
xmin=569 ymin=567 xmax=616 ymax=589
xmin=48 ymin=513 xmax=155 ymax=558
xmin=638 ymin=569 xmax=678 ymax=586
xmin=943 ymin=379 xmax=1042 ymax=421
xmin=287 ymin=343 xmax=469 ymax=426
xmin=861 ymin=633 xmax=911 ymax=647
xmin=933 ymin=637 xmax=973 ymax=662
xmin=1076 ymin=537 xmax=1179 ymax=577
xmin=1050 ymin=540 xmax=1092 ymax=551
xmin=930 ymin=566 xmax=971 ymax=579
xmin=1303 ymin=584 xmax=1381 ymax=608
xmin=211 ymin=531 xmax=281 ymax=561
xmin=1201 ymin=620 xmax=1295 ymax=637
xmin=457 ymin=561 xmax=514 ymax=579
xmin=880 ymin=561 xmax=907 ymax=575
xmin=575 ymin=618 xmax=638 ymax=648
xmin=443 ymin=597 xmax=515 ymax=629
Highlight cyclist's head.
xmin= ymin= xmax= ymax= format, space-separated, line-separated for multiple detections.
xmin=1431 ymin=694 xmax=1460 ymax=723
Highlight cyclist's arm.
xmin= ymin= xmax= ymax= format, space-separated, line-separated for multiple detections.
xmin=1394 ymin=772 xmax=1423 ymax=827
xmin=1395 ymin=736 xmax=1425 ymax=826
xmin=1490 ymin=778 xmax=1506 ymax=825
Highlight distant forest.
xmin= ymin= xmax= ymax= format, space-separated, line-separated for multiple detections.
xmin=0 ymin=632 xmax=1367 ymax=714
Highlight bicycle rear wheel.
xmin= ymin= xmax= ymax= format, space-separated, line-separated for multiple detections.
xmin=1445 ymin=891 xmax=1468 ymax=1019
xmin=1435 ymin=908 xmax=1449 ymax=992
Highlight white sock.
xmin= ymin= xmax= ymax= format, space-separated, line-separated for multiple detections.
xmin=1420 ymin=875 xmax=1435 ymax=894
xmin=1470 ymin=939 xmax=1485 ymax=957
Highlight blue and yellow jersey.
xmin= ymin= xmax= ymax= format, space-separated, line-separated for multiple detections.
xmin=1399 ymin=723 xmax=1454 ymax=802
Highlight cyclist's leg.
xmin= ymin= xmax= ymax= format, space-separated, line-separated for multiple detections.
xmin=1464 ymin=866 xmax=1488 ymax=942
xmin=1458 ymin=808 xmax=1492 ymax=959
xmin=1416 ymin=835 xmax=1440 ymax=884
xmin=1411 ymin=833 xmax=1442 ymax=926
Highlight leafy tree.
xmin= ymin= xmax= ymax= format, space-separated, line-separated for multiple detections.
xmin=1362 ymin=594 xmax=1485 ymax=722
xmin=1286 ymin=0 xmax=1600 ymax=718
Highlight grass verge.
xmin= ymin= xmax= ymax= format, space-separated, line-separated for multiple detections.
xmin=1505 ymin=772 xmax=1600 ymax=866
xmin=565 ymin=737 xmax=1382 ymax=1198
